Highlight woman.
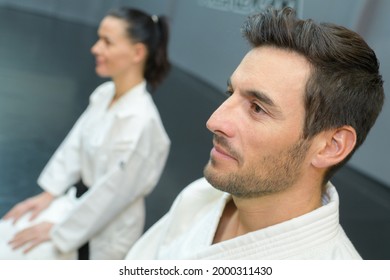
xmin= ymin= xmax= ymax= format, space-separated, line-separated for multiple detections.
xmin=0 ymin=7 xmax=171 ymax=259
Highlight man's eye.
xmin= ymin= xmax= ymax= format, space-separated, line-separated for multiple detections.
xmin=251 ymin=103 xmax=264 ymax=113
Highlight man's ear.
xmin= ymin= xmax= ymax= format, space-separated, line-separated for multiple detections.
xmin=311 ymin=126 xmax=357 ymax=169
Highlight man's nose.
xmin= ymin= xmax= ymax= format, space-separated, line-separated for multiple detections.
xmin=206 ymin=96 xmax=237 ymax=138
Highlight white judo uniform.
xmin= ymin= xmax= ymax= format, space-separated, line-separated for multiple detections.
xmin=0 ymin=81 xmax=170 ymax=259
xmin=126 ymin=177 xmax=361 ymax=260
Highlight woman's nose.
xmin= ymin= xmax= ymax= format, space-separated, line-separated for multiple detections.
xmin=90 ymin=41 xmax=100 ymax=55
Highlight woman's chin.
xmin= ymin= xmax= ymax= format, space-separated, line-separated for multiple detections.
xmin=95 ymin=68 xmax=110 ymax=78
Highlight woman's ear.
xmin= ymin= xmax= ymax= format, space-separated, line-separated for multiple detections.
xmin=311 ymin=126 xmax=357 ymax=169
xmin=132 ymin=43 xmax=148 ymax=64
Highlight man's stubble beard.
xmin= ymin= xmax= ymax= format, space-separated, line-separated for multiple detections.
xmin=203 ymin=138 xmax=310 ymax=199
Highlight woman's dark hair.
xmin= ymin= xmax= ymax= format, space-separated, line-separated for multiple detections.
xmin=242 ymin=7 xmax=385 ymax=183
xmin=107 ymin=7 xmax=171 ymax=91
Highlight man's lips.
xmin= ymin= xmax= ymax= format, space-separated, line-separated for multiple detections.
xmin=211 ymin=143 xmax=237 ymax=161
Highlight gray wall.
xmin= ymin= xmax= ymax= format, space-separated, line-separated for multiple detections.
xmin=1 ymin=0 xmax=389 ymax=186
xmin=0 ymin=0 xmax=175 ymax=25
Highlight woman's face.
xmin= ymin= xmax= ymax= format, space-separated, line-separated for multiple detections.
xmin=91 ymin=16 xmax=140 ymax=79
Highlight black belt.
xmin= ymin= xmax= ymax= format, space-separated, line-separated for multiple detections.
xmin=74 ymin=180 xmax=89 ymax=198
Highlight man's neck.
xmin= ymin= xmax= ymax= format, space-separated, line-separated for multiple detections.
xmin=212 ymin=182 xmax=323 ymax=244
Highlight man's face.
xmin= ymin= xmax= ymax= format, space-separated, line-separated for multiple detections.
xmin=204 ymin=46 xmax=312 ymax=198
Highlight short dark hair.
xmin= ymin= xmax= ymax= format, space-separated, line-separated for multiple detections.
xmin=108 ymin=7 xmax=171 ymax=91
xmin=241 ymin=7 xmax=384 ymax=182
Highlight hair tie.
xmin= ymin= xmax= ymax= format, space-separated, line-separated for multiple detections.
xmin=151 ymin=15 xmax=158 ymax=23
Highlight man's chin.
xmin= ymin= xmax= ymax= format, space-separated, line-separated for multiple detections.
xmin=203 ymin=164 xmax=228 ymax=191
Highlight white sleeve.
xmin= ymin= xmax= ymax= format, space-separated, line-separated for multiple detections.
xmin=37 ymin=110 xmax=87 ymax=196
xmin=50 ymin=116 xmax=170 ymax=253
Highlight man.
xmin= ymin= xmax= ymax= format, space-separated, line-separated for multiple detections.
xmin=126 ymin=7 xmax=384 ymax=259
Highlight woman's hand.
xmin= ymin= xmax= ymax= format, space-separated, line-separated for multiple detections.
xmin=2 ymin=192 xmax=55 ymax=224
xmin=8 ymin=222 xmax=54 ymax=253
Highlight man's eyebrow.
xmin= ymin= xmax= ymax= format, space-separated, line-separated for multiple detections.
xmin=245 ymin=89 xmax=276 ymax=108
xmin=227 ymin=78 xmax=278 ymax=109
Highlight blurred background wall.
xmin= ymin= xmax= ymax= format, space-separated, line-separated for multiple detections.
xmin=0 ymin=0 xmax=388 ymax=186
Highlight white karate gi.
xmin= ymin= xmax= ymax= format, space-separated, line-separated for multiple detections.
xmin=0 ymin=81 xmax=170 ymax=259
xmin=126 ymin=177 xmax=361 ymax=260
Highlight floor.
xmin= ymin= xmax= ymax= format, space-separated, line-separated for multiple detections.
xmin=0 ymin=7 xmax=389 ymax=260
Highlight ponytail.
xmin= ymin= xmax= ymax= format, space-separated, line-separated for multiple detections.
xmin=145 ymin=15 xmax=171 ymax=91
